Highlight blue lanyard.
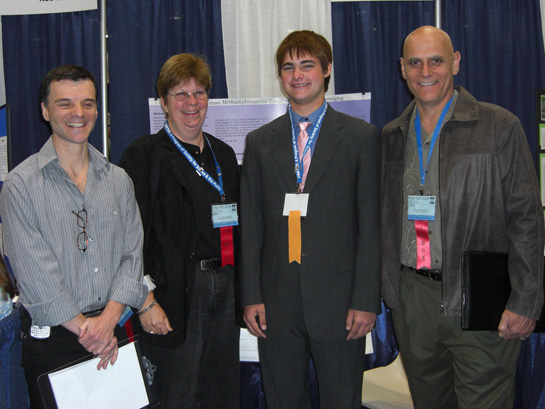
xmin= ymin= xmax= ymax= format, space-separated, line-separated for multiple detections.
xmin=415 ymin=95 xmax=454 ymax=194
xmin=164 ymin=121 xmax=225 ymax=202
xmin=289 ymin=103 xmax=327 ymax=188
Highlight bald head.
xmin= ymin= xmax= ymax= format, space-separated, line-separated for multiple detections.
xmin=400 ymin=25 xmax=460 ymax=115
xmin=403 ymin=26 xmax=455 ymax=59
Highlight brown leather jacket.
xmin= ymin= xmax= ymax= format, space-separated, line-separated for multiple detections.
xmin=380 ymin=87 xmax=544 ymax=318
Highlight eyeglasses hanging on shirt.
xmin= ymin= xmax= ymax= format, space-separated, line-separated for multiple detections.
xmin=72 ymin=208 xmax=88 ymax=252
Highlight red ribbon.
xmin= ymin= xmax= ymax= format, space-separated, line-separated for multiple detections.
xmin=415 ymin=220 xmax=431 ymax=270
xmin=220 ymin=226 xmax=234 ymax=266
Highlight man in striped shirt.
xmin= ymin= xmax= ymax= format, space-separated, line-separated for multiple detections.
xmin=0 ymin=65 xmax=148 ymax=409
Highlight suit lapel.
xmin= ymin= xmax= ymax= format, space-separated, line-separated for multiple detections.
xmin=303 ymin=108 xmax=342 ymax=193
xmin=272 ymin=114 xmax=299 ymax=191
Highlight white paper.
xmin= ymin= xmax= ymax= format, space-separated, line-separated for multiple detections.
xmin=48 ymin=342 xmax=149 ymax=409
xmin=365 ymin=332 xmax=374 ymax=355
xmin=0 ymin=136 xmax=7 ymax=182
xmin=0 ymin=0 xmax=97 ymax=16
xmin=282 ymin=193 xmax=310 ymax=217
xmin=239 ymin=328 xmax=259 ymax=362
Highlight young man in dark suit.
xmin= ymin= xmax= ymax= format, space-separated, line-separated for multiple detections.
xmin=240 ymin=30 xmax=381 ymax=409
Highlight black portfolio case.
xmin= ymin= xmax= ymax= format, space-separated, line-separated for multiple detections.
xmin=461 ymin=251 xmax=545 ymax=332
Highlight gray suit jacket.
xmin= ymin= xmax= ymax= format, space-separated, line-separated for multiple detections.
xmin=240 ymin=106 xmax=381 ymax=340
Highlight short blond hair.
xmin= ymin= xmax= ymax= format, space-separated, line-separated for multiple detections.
xmin=157 ymin=53 xmax=212 ymax=99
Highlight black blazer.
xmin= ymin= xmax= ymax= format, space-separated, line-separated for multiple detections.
xmin=240 ymin=106 xmax=381 ymax=340
xmin=120 ymin=129 xmax=240 ymax=347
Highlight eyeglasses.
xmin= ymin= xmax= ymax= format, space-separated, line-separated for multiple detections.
xmin=167 ymin=89 xmax=208 ymax=102
xmin=71 ymin=208 xmax=88 ymax=252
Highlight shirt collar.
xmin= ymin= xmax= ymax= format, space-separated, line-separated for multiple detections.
xmin=291 ymin=100 xmax=327 ymax=126
xmin=37 ymin=136 xmax=110 ymax=172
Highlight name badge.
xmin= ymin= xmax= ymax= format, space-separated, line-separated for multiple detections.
xmin=118 ymin=305 xmax=134 ymax=327
xmin=283 ymin=193 xmax=309 ymax=217
xmin=211 ymin=203 xmax=239 ymax=228
xmin=408 ymin=195 xmax=436 ymax=221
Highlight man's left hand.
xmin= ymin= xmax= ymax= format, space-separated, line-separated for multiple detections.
xmin=95 ymin=337 xmax=119 ymax=370
xmin=345 ymin=309 xmax=376 ymax=341
xmin=498 ymin=309 xmax=536 ymax=340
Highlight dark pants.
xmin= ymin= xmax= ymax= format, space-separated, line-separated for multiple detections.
xmin=145 ymin=264 xmax=240 ymax=409
xmin=392 ymin=266 xmax=521 ymax=409
xmin=20 ymin=308 xmax=129 ymax=409
xmin=258 ymin=282 xmax=366 ymax=409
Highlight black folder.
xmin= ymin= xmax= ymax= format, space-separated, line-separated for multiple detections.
xmin=461 ymin=250 xmax=545 ymax=332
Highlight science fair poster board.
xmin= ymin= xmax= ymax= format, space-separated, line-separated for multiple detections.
xmin=149 ymin=93 xmax=372 ymax=163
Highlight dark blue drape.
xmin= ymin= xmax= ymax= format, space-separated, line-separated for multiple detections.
xmin=515 ymin=334 xmax=545 ymax=409
xmin=442 ymin=0 xmax=545 ymax=166
xmin=331 ymin=1 xmax=435 ymax=131
xmin=0 ymin=307 xmax=29 ymax=409
xmin=3 ymin=1 xmax=544 ymax=167
xmin=2 ymin=8 xmax=102 ymax=168
xmin=107 ymin=0 xmax=227 ymax=164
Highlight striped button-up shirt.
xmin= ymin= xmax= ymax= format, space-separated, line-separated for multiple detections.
xmin=0 ymin=138 xmax=147 ymax=326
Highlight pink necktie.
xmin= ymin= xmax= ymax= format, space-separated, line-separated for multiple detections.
xmin=298 ymin=121 xmax=312 ymax=191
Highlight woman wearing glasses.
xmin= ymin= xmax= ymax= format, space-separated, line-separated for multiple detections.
xmin=120 ymin=54 xmax=240 ymax=409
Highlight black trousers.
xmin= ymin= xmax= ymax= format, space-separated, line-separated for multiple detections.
xmin=258 ymin=282 xmax=366 ymax=409
xmin=20 ymin=308 xmax=129 ymax=409
xmin=144 ymin=265 xmax=240 ymax=409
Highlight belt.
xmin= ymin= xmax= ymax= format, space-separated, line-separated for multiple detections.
xmin=198 ymin=258 xmax=222 ymax=271
xmin=83 ymin=308 xmax=105 ymax=318
xmin=404 ymin=265 xmax=442 ymax=281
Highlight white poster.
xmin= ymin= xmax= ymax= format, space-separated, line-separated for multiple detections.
xmin=0 ymin=0 xmax=97 ymax=16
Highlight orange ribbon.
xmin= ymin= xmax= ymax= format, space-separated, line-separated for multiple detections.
xmin=288 ymin=210 xmax=302 ymax=263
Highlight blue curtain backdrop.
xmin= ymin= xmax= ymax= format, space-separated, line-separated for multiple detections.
xmin=331 ymin=1 xmax=435 ymax=132
xmin=3 ymin=1 xmax=544 ymax=167
xmin=516 ymin=334 xmax=545 ymax=409
xmin=107 ymin=0 xmax=227 ymax=164
xmin=442 ymin=0 xmax=545 ymax=166
xmin=2 ymin=7 xmax=102 ymax=168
